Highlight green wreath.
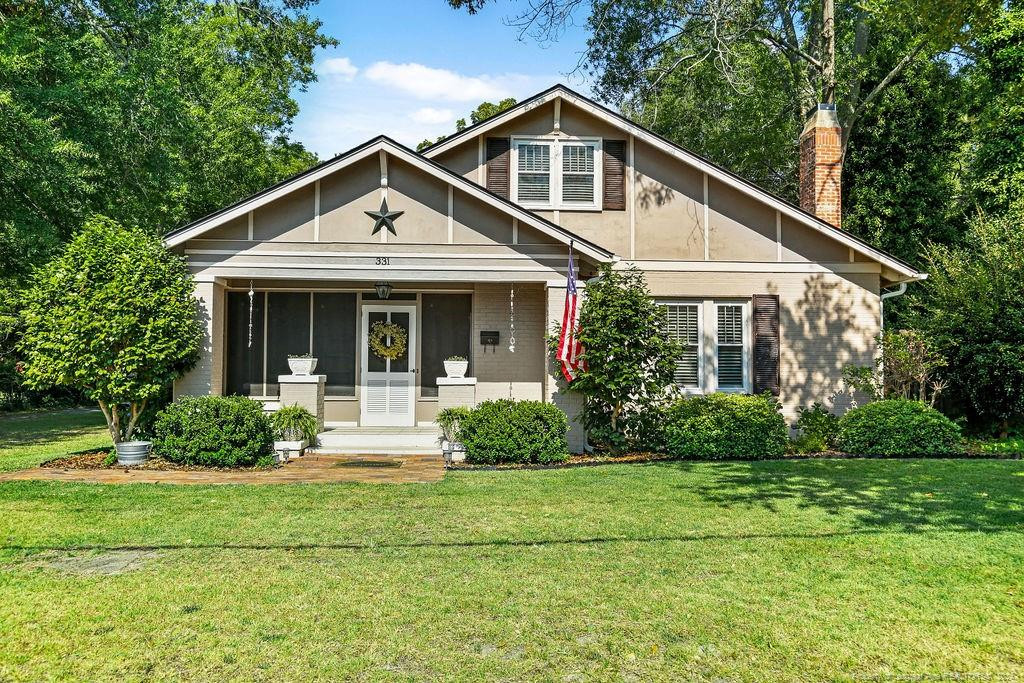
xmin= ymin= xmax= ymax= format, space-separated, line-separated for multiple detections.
xmin=368 ymin=321 xmax=407 ymax=360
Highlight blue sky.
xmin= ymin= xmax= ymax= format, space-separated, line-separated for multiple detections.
xmin=290 ymin=1 xmax=593 ymax=158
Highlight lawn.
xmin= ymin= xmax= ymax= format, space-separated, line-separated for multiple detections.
xmin=0 ymin=421 xmax=1022 ymax=680
xmin=0 ymin=408 xmax=110 ymax=472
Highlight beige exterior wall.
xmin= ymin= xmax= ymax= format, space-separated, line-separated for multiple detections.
xmin=643 ymin=269 xmax=881 ymax=421
xmin=173 ymin=280 xmax=225 ymax=399
xmin=471 ymin=283 xmax=546 ymax=403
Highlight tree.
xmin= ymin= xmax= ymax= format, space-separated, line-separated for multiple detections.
xmin=447 ymin=0 xmax=999 ymax=156
xmin=19 ymin=216 xmax=202 ymax=444
xmin=0 ymin=0 xmax=334 ymax=285
xmin=910 ymin=206 xmax=1024 ymax=435
xmin=552 ymin=264 xmax=680 ymax=451
xmin=416 ymin=98 xmax=518 ymax=150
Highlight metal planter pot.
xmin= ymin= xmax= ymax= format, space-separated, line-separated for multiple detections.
xmin=115 ymin=440 xmax=152 ymax=467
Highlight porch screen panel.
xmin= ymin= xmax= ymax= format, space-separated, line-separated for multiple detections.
xmin=420 ymin=294 xmax=472 ymax=397
xmin=225 ymin=291 xmax=265 ymax=396
xmin=312 ymin=293 xmax=356 ymax=397
xmin=265 ymin=292 xmax=311 ymax=396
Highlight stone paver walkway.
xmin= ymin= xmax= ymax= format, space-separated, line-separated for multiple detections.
xmin=0 ymin=453 xmax=445 ymax=485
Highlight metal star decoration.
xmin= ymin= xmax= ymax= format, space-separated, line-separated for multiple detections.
xmin=364 ymin=197 xmax=404 ymax=236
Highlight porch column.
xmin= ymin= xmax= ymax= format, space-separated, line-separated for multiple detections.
xmin=173 ymin=279 xmax=225 ymax=399
xmin=544 ymin=283 xmax=587 ymax=453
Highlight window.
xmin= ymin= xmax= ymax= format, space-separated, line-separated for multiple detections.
xmin=512 ymin=138 xmax=601 ymax=210
xmin=716 ymin=304 xmax=746 ymax=390
xmin=659 ymin=300 xmax=751 ymax=393
xmin=663 ymin=303 xmax=701 ymax=389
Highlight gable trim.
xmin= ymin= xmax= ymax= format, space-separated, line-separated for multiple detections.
xmin=164 ymin=136 xmax=614 ymax=262
xmin=422 ymin=85 xmax=924 ymax=282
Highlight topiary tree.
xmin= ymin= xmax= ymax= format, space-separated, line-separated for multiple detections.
xmin=551 ymin=264 xmax=681 ymax=452
xmin=19 ymin=216 xmax=202 ymax=444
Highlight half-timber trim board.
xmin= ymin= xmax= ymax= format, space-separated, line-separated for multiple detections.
xmin=164 ymin=136 xmax=614 ymax=263
xmin=420 ymin=84 xmax=925 ymax=284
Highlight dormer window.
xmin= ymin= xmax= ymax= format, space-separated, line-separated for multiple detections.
xmin=511 ymin=137 xmax=602 ymax=210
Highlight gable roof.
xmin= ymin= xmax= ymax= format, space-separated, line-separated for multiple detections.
xmin=164 ymin=135 xmax=615 ymax=262
xmin=422 ymin=84 xmax=925 ymax=283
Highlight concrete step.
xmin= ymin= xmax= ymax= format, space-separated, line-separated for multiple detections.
xmin=315 ymin=426 xmax=441 ymax=454
xmin=307 ymin=446 xmax=442 ymax=456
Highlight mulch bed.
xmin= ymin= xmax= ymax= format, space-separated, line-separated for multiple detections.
xmin=41 ymin=451 xmax=277 ymax=472
xmin=449 ymin=449 xmax=1022 ymax=470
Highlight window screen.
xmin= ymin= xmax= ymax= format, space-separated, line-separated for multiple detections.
xmin=663 ymin=304 xmax=700 ymax=388
xmin=265 ymin=292 xmax=311 ymax=396
xmin=561 ymin=143 xmax=596 ymax=204
xmin=420 ymin=294 xmax=472 ymax=397
xmin=225 ymin=291 xmax=265 ymax=396
xmin=717 ymin=304 xmax=745 ymax=389
xmin=312 ymin=293 xmax=356 ymax=397
xmin=516 ymin=143 xmax=551 ymax=203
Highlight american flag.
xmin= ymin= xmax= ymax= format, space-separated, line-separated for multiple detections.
xmin=557 ymin=242 xmax=585 ymax=382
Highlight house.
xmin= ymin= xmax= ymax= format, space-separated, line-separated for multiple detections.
xmin=167 ymin=85 xmax=925 ymax=452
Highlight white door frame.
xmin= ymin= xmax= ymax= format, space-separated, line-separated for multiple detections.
xmin=360 ymin=304 xmax=417 ymax=426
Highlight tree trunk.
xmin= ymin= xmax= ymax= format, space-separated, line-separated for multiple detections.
xmin=97 ymin=399 xmax=121 ymax=445
xmin=821 ymin=0 xmax=836 ymax=104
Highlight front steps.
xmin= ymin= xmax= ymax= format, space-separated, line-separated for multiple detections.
xmin=309 ymin=425 xmax=442 ymax=455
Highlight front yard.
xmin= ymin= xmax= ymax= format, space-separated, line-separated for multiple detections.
xmin=0 ymin=415 xmax=1021 ymax=681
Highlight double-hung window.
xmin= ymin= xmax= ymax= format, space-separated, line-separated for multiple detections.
xmin=660 ymin=300 xmax=751 ymax=393
xmin=663 ymin=303 xmax=702 ymax=390
xmin=511 ymin=138 xmax=601 ymax=210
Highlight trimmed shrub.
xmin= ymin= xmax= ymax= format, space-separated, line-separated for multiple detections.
xmin=460 ymin=399 xmax=568 ymax=464
xmin=153 ymin=395 xmax=274 ymax=467
xmin=836 ymin=399 xmax=963 ymax=456
xmin=662 ymin=393 xmax=788 ymax=459
xmin=794 ymin=402 xmax=840 ymax=448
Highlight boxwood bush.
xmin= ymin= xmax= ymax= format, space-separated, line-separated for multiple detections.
xmin=459 ymin=399 xmax=568 ymax=464
xmin=662 ymin=393 xmax=788 ymax=459
xmin=836 ymin=399 xmax=962 ymax=456
xmin=153 ymin=395 xmax=275 ymax=467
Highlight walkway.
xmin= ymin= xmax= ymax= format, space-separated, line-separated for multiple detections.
xmin=0 ymin=453 xmax=445 ymax=485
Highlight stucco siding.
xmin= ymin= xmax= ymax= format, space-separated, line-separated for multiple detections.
xmin=633 ymin=138 xmax=706 ymax=260
xmin=708 ymin=178 xmax=777 ymax=261
xmin=253 ymin=185 xmax=315 ymax=241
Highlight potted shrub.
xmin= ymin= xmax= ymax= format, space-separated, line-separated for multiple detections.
xmin=443 ymin=355 xmax=468 ymax=379
xmin=287 ymin=353 xmax=318 ymax=376
xmin=436 ymin=406 xmax=470 ymax=466
xmin=269 ymin=404 xmax=319 ymax=462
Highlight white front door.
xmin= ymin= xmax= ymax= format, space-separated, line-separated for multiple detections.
xmin=360 ymin=305 xmax=416 ymax=426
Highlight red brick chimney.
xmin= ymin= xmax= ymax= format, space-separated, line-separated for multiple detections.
xmin=799 ymin=103 xmax=842 ymax=228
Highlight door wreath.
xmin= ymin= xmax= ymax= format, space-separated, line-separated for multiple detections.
xmin=368 ymin=321 xmax=407 ymax=360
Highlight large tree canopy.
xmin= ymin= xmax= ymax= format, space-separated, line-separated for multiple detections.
xmin=0 ymin=0 xmax=334 ymax=284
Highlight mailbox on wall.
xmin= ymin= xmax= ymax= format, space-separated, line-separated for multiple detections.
xmin=480 ymin=330 xmax=500 ymax=346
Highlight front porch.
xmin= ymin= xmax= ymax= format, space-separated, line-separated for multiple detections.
xmin=176 ymin=278 xmax=587 ymax=452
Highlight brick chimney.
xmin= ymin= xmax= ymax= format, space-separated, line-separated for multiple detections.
xmin=799 ymin=103 xmax=842 ymax=228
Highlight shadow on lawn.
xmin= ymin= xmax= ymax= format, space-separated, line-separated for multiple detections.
xmin=660 ymin=459 xmax=1024 ymax=533
xmin=0 ymin=409 xmax=105 ymax=447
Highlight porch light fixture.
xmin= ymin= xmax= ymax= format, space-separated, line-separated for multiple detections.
xmin=374 ymin=281 xmax=393 ymax=300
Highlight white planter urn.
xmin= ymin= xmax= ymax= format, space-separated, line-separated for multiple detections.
xmin=287 ymin=356 xmax=318 ymax=376
xmin=273 ymin=439 xmax=308 ymax=464
xmin=443 ymin=359 xmax=469 ymax=379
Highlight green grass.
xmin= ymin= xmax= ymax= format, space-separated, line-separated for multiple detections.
xmin=0 ymin=408 xmax=110 ymax=472
xmin=0 ymin=453 xmax=1022 ymax=680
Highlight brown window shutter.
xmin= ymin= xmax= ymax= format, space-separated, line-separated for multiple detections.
xmin=753 ymin=294 xmax=781 ymax=396
xmin=485 ymin=137 xmax=511 ymax=199
xmin=603 ymin=139 xmax=627 ymax=210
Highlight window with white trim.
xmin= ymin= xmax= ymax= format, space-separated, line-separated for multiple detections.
xmin=512 ymin=137 xmax=601 ymax=210
xmin=660 ymin=300 xmax=751 ymax=393
xmin=716 ymin=304 xmax=746 ymax=390
xmin=663 ymin=303 xmax=701 ymax=389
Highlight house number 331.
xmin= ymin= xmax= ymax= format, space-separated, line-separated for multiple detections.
xmin=375 ymin=257 xmax=390 ymax=266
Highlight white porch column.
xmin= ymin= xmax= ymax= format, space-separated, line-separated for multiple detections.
xmin=173 ymin=279 xmax=225 ymax=399
xmin=544 ymin=283 xmax=587 ymax=453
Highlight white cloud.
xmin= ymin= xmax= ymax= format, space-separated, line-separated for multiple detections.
xmin=364 ymin=61 xmax=517 ymax=102
xmin=320 ymin=57 xmax=358 ymax=81
xmin=409 ymin=107 xmax=456 ymax=125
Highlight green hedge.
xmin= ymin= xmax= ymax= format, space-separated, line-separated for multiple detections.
xmin=837 ymin=399 xmax=962 ymax=456
xmin=459 ymin=399 xmax=568 ymax=464
xmin=662 ymin=393 xmax=788 ymax=459
xmin=153 ymin=395 xmax=275 ymax=467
